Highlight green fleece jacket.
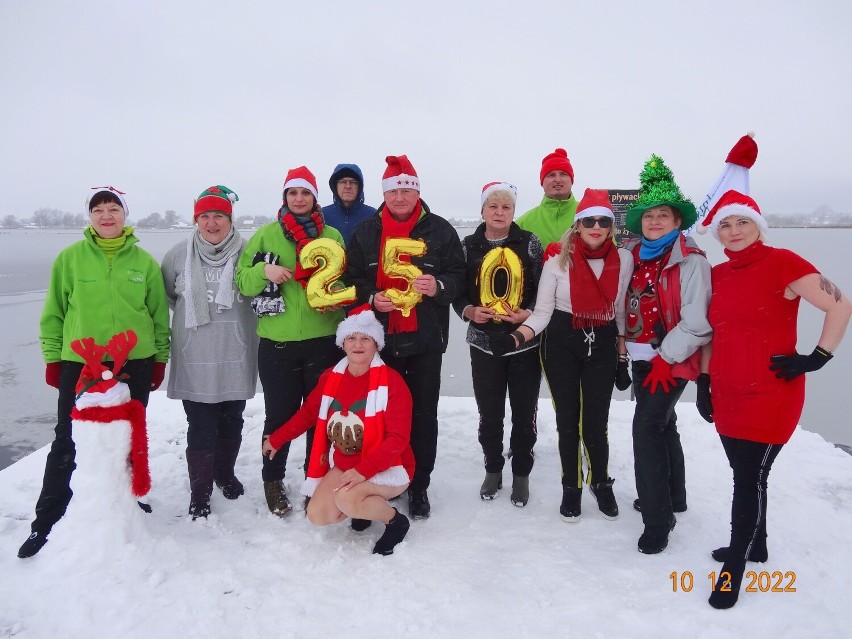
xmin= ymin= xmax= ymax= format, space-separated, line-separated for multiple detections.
xmin=40 ymin=227 xmax=171 ymax=363
xmin=236 ymin=221 xmax=344 ymax=342
xmin=515 ymin=193 xmax=579 ymax=247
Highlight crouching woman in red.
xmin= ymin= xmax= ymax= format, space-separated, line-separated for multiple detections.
xmin=262 ymin=306 xmax=415 ymax=556
xmin=697 ymin=191 xmax=852 ymax=609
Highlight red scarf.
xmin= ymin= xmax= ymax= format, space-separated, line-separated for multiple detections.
xmin=377 ymin=202 xmax=422 ymax=333
xmin=278 ymin=205 xmax=325 ymax=288
xmin=569 ymin=235 xmax=620 ymax=329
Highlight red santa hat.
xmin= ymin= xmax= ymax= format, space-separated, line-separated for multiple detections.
xmin=480 ymin=181 xmax=518 ymax=206
xmin=336 ymin=303 xmax=385 ymax=350
xmin=698 ymin=190 xmax=767 ymax=239
xmin=539 ymin=148 xmax=575 ymax=184
xmin=282 ymin=166 xmax=319 ymax=201
xmin=574 ymin=188 xmax=614 ymax=221
xmin=382 ymin=155 xmax=420 ymax=192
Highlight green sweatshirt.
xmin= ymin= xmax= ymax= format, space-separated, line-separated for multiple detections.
xmin=515 ymin=193 xmax=579 ymax=247
xmin=236 ymin=222 xmax=344 ymax=342
xmin=40 ymin=227 xmax=171 ymax=363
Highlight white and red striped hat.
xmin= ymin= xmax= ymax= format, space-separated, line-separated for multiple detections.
xmin=382 ymin=155 xmax=420 ymax=192
xmin=698 ymin=190 xmax=767 ymax=239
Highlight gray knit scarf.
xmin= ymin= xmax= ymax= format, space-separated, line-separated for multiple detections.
xmin=182 ymin=227 xmax=242 ymax=328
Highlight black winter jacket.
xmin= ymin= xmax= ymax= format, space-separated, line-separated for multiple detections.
xmin=345 ymin=201 xmax=466 ymax=357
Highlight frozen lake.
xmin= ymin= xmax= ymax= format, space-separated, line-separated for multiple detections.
xmin=1 ymin=226 xmax=851 ymax=469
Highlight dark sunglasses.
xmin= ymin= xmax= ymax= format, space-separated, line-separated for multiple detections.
xmin=579 ymin=216 xmax=613 ymax=229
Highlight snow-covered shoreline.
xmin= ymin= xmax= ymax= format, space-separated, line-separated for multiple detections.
xmin=2 ymin=394 xmax=851 ymax=637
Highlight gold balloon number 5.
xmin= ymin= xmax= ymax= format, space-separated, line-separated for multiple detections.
xmin=478 ymin=246 xmax=524 ymax=320
xmin=382 ymin=237 xmax=427 ymax=317
xmin=299 ymin=238 xmax=357 ymax=310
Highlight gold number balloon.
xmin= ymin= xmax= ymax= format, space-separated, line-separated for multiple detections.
xmin=382 ymin=237 xmax=427 ymax=317
xmin=300 ymin=238 xmax=356 ymax=310
xmin=478 ymin=246 xmax=524 ymax=320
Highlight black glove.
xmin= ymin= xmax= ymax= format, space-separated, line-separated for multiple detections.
xmin=769 ymin=347 xmax=833 ymax=381
xmin=615 ymin=360 xmax=632 ymax=391
xmin=695 ymin=373 xmax=713 ymax=423
xmin=489 ymin=332 xmax=517 ymax=357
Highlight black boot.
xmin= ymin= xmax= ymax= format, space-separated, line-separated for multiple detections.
xmin=263 ymin=480 xmax=292 ymax=517
xmin=214 ymin=439 xmax=245 ymax=500
xmin=408 ymin=487 xmax=431 ymax=519
xmin=590 ymin=479 xmax=619 ymax=520
xmin=18 ymin=531 xmax=49 ymax=558
xmin=372 ymin=508 xmax=410 ymax=556
xmin=351 ymin=518 xmax=372 ymax=531
xmin=559 ymin=487 xmax=582 ymax=522
xmin=186 ymin=450 xmax=216 ymax=520
xmin=637 ymin=515 xmax=677 ymax=554
xmin=709 ymin=558 xmax=747 ymax=609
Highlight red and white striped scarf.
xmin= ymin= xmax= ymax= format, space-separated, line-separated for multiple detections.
xmin=302 ymin=353 xmax=410 ymax=496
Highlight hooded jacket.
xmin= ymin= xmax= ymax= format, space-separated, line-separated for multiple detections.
xmin=516 ymin=193 xmax=579 ymax=246
xmin=322 ymin=164 xmax=377 ymax=246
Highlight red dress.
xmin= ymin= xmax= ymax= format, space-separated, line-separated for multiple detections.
xmin=709 ymin=242 xmax=818 ymax=444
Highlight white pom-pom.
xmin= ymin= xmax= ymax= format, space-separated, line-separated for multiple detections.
xmin=696 ymin=224 xmax=708 ymax=235
xmin=101 ymin=370 xmax=113 ymax=380
xmin=746 ymin=131 xmax=755 ymax=138
xmin=228 ymin=193 xmax=237 ymax=203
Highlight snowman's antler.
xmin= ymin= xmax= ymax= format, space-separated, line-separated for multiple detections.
xmin=106 ymin=330 xmax=138 ymax=375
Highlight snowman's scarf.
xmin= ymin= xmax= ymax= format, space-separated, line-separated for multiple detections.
xmin=302 ymin=354 xmax=407 ymax=496
xmin=70 ymin=399 xmax=151 ymax=497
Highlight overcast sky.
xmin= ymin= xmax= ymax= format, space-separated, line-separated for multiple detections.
xmin=1 ymin=1 xmax=850 ymax=221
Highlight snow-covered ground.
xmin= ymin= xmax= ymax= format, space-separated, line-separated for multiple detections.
xmin=2 ymin=394 xmax=851 ymax=638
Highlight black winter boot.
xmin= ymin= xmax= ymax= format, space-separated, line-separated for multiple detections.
xmin=408 ymin=487 xmax=431 ymax=519
xmin=214 ymin=439 xmax=245 ymax=500
xmin=372 ymin=508 xmax=410 ymax=556
xmin=510 ymin=475 xmax=529 ymax=507
xmin=638 ymin=515 xmax=677 ymax=554
xmin=480 ymin=472 xmax=503 ymax=500
xmin=559 ymin=487 xmax=582 ymax=522
xmin=187 ymin=450 xmax=216 ymax=520
xmin=590 ymin=479 xmax=619 ymax=520
xmin=18 ymin=531 xmax=49 ymax=558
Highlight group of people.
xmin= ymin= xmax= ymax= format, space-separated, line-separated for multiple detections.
xmin=17 ymin=149 xmax=852 ymax=608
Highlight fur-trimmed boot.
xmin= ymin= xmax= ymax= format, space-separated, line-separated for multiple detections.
xmin=214 ymin=439 xmax=245 ymax=500
xmin=187 ymin=450 xmax=216 ymax=520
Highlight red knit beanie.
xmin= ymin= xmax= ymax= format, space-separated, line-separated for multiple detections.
xmin=539 ymin=148 xmax=574 ymax=184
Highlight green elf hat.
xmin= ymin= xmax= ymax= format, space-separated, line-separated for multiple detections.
xmin=624 ymin=155 xmax=696 ymax=234
xmin=194 ymin=185 xmax=239 ymax=220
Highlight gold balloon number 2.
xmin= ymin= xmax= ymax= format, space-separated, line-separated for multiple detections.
xmin=478 ymin=247 xmax=524 ymax=320
xmin=299 ymin=238 xmax=357 ymax=310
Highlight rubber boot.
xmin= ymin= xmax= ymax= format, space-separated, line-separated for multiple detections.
xmin=214 ymin=439 xmax=245 ymax=500
xmin=187 ymin=450 xmax=216 ymax=520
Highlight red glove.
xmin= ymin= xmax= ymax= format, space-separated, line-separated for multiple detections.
xmin=45 ymin=362 xmax=61 ymax=388
xmin=542 ymin=242 xmax=561 ymax=264
xmin=150 ymin=362 xmax=166 ymax=391
xmin=642 ymin=356 xmax=675 ymax=394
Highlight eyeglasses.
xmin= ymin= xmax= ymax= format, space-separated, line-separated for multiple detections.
xmin=579 ymin=216 xmax=613 ymax=229
xmin=337 ymin=178 xmax=359 ymax=187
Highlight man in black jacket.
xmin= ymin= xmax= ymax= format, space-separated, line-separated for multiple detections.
xmin=346 ymin=155 xmax=466 ymax=519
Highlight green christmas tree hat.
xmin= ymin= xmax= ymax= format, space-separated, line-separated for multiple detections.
xmin=625 ymin=155 xmax=696 ymax=234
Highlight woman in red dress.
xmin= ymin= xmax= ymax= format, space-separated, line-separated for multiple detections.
xmin=697 ymin=191 xmax=852 ymax=609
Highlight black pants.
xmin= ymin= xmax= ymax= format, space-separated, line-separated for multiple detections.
xmin=720 ymin=434 xmax=782 ymax=558
xmin=183 ymin=400 xmax=246 ymax=451
xmin=470 ymin=345 xmax=540 ymax=476
xmin=631 ymin=359 xmax=687 ymax=532
xmin=541 ymin=313 xmax=618 ymax=488
xmin=31 ymin=358 xmax=153 ymax=534
xmin=257 ymin=336 xmax=339 ymax=482
xmin=382 ymin=350 xmax=443 ymax=491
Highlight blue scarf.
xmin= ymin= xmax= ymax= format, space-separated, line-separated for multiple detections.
xmin=639 ymin=229 xmax=680 ymax=260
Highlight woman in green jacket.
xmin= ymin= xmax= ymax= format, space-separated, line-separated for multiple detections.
xmin=236 ymin=166 xmax=344 ymax=517
xmin=18 ymin=186 xmax=170 ymax=559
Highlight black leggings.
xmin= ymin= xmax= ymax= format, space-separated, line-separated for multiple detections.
xmin=541 ymin=312 xmax=618 ymax=488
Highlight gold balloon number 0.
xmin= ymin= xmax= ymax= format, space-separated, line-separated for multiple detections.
xmin=382 ymin=238 xmax=427 ymax=317
xmin=478 ymin=247 xmax=524 ymax=320
xmin=299 ymin=238 xmax=357 ymax=310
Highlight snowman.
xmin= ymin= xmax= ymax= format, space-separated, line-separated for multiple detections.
xmin=51 ymin=330 xmax=152 ymax=550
